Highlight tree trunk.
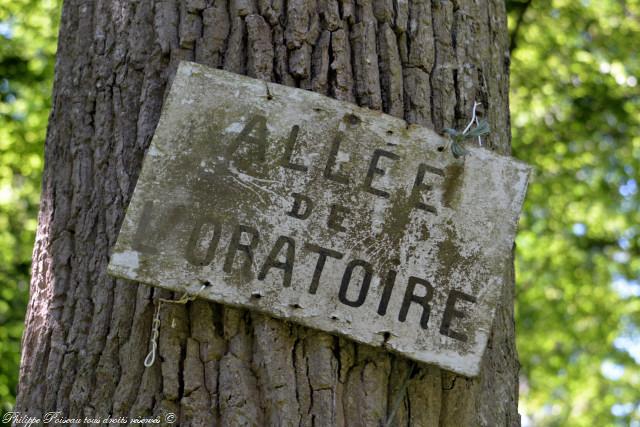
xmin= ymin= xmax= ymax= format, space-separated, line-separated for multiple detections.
xmin=17 ymin=0 xmax=518 ymax=425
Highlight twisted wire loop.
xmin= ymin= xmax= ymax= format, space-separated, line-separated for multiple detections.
xmin=463 ymin=101 xmax=484 ymax=146
xmin=444 ymin=101 xmax=490 ymax=158
xmin=143 ymin=284 xmax=207 ymax=368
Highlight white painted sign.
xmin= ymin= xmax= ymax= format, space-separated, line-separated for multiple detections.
xmin=108 ymin=61 xmax=530 ymax=377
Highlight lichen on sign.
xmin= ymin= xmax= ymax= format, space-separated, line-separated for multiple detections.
xmin=108 ymin=61 xmax=530 ymax=377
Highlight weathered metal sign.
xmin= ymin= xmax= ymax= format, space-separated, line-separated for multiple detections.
xmin=108 ymin=61 xmax=530 ymax=377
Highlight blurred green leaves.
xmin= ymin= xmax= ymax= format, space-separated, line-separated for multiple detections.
xmin=508 ymin=0 xmax=640 ymax=425
xmin=0 ymin=0 xmax=60 ymax=412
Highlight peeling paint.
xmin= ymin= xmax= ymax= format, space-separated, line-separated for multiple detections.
xmin=110 ymin=250 xmax=140 ymax=274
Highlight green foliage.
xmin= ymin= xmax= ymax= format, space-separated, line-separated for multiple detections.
xmin=508 ymin=0 xmax=640 ymax=425
xmin=0 ymin=0 xmax=60 ymax=411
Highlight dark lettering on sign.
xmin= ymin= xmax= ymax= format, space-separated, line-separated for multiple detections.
xmin=327 ymin=204 xmax=350 ymax=232
xmin=223 ymin=224 xmax=260 ymax=276
xmin=226 ymin=115 xmax=268 ymax=163
xmin=305 ymin=243 xmax=344 ymax=294
xmin=343 ymin=113 xmax=361 ymax=125
xmin=398 ymin=276 xmax=434 ymax=329
xmin=323 ymin=132 xmax=350 ymax=184
xmin=132 ymin=201 xmax=158 ymax=254
xmin=107 ymin=65 xmax=535 ymax=378
xmin=440 ymin=290 xmax=477 ymax=342
xmin=281 ymin=125 xmax=308 ymax=172
xmin=133 ymin=202 xmax=185 ymax=254
xmin=363 ymin=149 xmax=400 ymax=198
xmin=287 ymin=193 xmax=314 ymax=220
xmin=339 ymin=259 xmax=373 ymax=307
xmin=185 ymin=216 xmax=222 ymax=266
xmin=377 ymin=268 xmax=398 ymax=316
xmin=258 ymin=235 xmax=296 ymax=287
xmin=130 ymin=206 xmax=482 ymax=338
xmin=411 ymin=163 xmax=444 ymax=214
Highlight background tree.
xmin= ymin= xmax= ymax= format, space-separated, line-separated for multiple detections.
xmin=0 ymin=0 xmax=60 ymax=413
xmin=13 ymin=0 xmax=518 ymax=425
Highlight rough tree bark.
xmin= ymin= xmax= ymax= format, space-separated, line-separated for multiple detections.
xmin=17 ymin=0 xmax=518 ymax=425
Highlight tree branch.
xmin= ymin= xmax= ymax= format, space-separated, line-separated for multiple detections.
xmin=509 ymin=0 xmax=533 ymax=54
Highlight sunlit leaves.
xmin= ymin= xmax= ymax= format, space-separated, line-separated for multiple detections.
xmin=508 ymin=0 xmax=640 ymax=424
xmin=0 ymin=0 xmax=60 ymax=412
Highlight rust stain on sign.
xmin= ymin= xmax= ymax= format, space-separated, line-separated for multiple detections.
xmin=108 ymin=61 xmax=531 ymax=377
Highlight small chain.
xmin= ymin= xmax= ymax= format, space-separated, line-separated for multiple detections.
xmin=144 ymin=285 xmax=207 ymax=368
xmin=144 ymin=301 xmax=163 ymax=367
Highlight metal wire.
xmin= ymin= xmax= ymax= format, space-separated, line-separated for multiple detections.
xmin=144 ymin=284 xmax=207 ymax=368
